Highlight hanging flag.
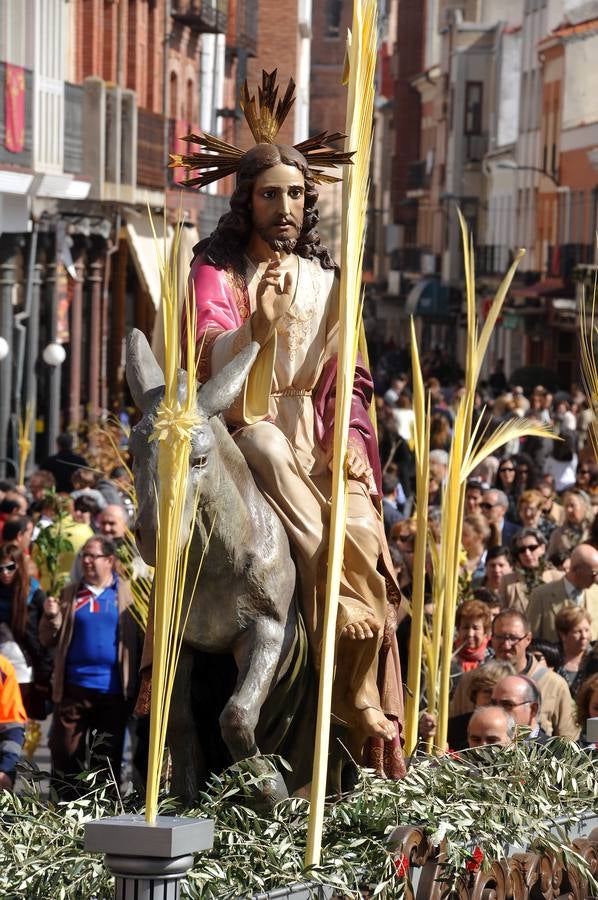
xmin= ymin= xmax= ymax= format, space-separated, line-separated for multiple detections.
xmin=5 ymin=64 xmax=25 ymax=154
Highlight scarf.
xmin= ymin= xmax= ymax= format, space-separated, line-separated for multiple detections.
xmin=457 ymin=636 xmax=490 ymax=671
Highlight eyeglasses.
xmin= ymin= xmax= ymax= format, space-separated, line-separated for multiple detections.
xmin=491 ymin=633 xmax=528 ymax=645
xmin=578 ymin=469 xmax=590 ymax=475
xmin=499 ymin=467 xmax=515 ymax=473
xmin=0 ymin=562 xmax=16 ymax=573
xmin=492 ymin=699 xmax=531 ymax=712
xmin=517 ymin=544 xmax=540 ymax=554
xmin=81 ymin=553 xmax=110 ymax=562
xmin=397 ymin=535 xmax=415 ymax=546
xmin=480 ymin=502 xmax=497 ymax=510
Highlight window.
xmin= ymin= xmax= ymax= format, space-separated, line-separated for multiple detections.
xmin=186 ymin=79 xmax=194 ymax=125
xmin=464 ymin=82 xmax=482 ymax=135
xmin=326 ymin=0 xmax=342 ymax=38
xmin=169 ymin=72 xmax=178 ymax=120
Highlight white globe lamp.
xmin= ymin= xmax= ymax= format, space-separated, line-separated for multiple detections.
xmin=0 ymin=336 xmax=9 ymax=361
xmin=42 ymin=342 xmax=66 ymax=366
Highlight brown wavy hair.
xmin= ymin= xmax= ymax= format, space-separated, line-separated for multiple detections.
xmin=0 ymin=542 xmax=30 ymax=640
xmin=194 ymin=143 xmax=336 ymax=273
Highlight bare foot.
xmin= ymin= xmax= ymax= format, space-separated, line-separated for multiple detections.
xmin=341 ymin=614 xmax=380 ymax=641
xmin=357 ymin=707 xmax=396 ymax=741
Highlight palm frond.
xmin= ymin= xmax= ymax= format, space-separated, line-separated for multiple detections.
xmin=305 ymin=0 xmax=377 ymax=868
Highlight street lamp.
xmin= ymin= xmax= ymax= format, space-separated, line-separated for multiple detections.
xmin=42 ymin=342 xmax=66 ymax=366
xmin=0 ymin=336 xmax=8 ymax=361
xmin=496 ymin=161 xmax=560 ymax=187
xmin=43 ymin=341 xmax=66 ymax=455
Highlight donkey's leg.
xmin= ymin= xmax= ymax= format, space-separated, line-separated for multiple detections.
xmin=219 ymin=617 xmax=284 ymax=760
xmin=168 ymin=643 xmax=205 ymax=806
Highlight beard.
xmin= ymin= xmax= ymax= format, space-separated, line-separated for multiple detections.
xmin=255 ymin=221 xmax=300 ymax=254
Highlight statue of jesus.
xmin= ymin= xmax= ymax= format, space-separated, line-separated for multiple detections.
xmin=186 ymin=139 xmax=404 ymax=756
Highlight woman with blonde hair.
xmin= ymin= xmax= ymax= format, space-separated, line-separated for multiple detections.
xmin=461 ymin=514 xmax=490 ymax=582
xmin=555 ymin=606 xmax=594 ymax=699
xmin=547 ymin=488 xmax=594 ymax=556
xmin=517 ymin=488 xmax=556 ymax=542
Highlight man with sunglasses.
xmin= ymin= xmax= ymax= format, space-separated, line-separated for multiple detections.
xmin=499 ymin=528 xmax=560 ymax=613
xmin=527 ymin=543 xmax=598 ymax=643
xmin=39 ymin=536 xmax=140 ymax=798
xmin=480 ymin=489 xmax=519 ymax=547
xmin=450 ymin=609 xmax=578 ymax=738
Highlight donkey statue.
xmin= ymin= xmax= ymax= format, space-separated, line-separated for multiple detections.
xmin=127 ymin=328 xmax=314 ymax=805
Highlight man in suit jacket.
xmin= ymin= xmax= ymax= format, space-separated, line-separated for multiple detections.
xmin=381 ymin=472 xmax=404 ymax=536
xmin=481 ymin=489 xmax=519 ymax=547
xmin=527 ymin=543 xmax=598 ymax=642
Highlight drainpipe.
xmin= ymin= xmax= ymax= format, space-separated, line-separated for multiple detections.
xmin=0 ymin=236 xmax=18 ymax=478
xmin=12 ymin=222 xmax=39 ymax=471
xmin=163 ymin=0 xmax=172 ymax=188
xmin=100 ymin=213 xmax=121 ymax=413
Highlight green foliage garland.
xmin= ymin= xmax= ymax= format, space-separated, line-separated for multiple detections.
xmin=0 ymin=740 xmax=596 ymax=899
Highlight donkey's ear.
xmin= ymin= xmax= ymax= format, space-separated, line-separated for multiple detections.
xmin=197 ymin=341 xmax=260 ymax=419
xmin=126 ymin=329 xmax=166 ymax=412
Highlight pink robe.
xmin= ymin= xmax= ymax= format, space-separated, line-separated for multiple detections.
xmin=189 ymin=253 xmax=404 ymax=765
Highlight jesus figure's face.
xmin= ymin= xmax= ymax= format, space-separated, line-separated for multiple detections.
xmin=250 ymin=163 xmax=305 ymax=253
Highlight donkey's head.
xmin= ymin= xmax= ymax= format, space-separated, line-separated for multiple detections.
xmin=126 ymin=329 xmax=260 ymax=565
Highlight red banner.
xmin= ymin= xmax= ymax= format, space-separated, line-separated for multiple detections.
xmin=5 ymin=63 xmax=25 ymax=153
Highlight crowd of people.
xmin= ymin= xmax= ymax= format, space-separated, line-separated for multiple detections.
xmin=1 ymin=362 xmax=598 ymax=793
xmin=378 ymin=363 xmax=598 ymax=753
xmin=0 ymin=433 xmax=143 ymax=794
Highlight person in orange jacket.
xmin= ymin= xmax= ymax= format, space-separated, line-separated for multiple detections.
xmin=0 ymin=653 xmax=26 ymax=789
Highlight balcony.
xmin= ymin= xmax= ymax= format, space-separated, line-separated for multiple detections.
xmin=0 ymin=62 xmax=33 ymax=169
xmin=137 ymin=108 xmax=166 ymax=189
xmin=464 ymin=133 xmax=488 ymax=164
xmin=547 ymin=243 xmax=594 ymax=280
xmin=171 ymin=0 xmax=228 ymax=33
xmin=64 ymin=83 xmax=84 ymax=174
xmin=227 ymin=0 xmax=258 ymax=56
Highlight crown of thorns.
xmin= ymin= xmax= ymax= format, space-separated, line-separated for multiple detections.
xmin=169 ymin=69 xmax=354 ymax=189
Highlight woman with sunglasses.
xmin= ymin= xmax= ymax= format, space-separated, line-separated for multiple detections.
xmin=493 ymin=456 xmax=520 ymax=524
xmin=0 ymin=543 xmax=52 ymax=720
xmin=499 ymin=527 xmax=560 ymax=613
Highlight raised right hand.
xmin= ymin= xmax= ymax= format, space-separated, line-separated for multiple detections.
xmin=252 ymin=254 xmax=294 ymax=345
xmin=43 ymin=597 xmax=59 ymax=617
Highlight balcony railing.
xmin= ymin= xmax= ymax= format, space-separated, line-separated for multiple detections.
xmin=547 ymin=243 xmax=594 ymax=280
xmin=0 ymin=61 xmax=33 ymax=168
xmin=464 ymin=133 xmax=488 ymax=164
xmin=171 ymin=0 xmax=228 ymax=33
xmin=476 ymin=245 xmax=510 ymax=277
xmin=137 ymin=109 xmax=166 ymax=189
xmin=407 ymin=159 xmax=430 ymax=191
xmin=64 ymin=83 xmax=84 ymax=174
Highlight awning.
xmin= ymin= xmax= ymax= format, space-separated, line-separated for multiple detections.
xmin=510 ymin=278 xmax=564 ymax=300
xmin=405 ymin=278 xmax=452 ymax=318
xmin=125 ymin=218 xmax=174 ymax=311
